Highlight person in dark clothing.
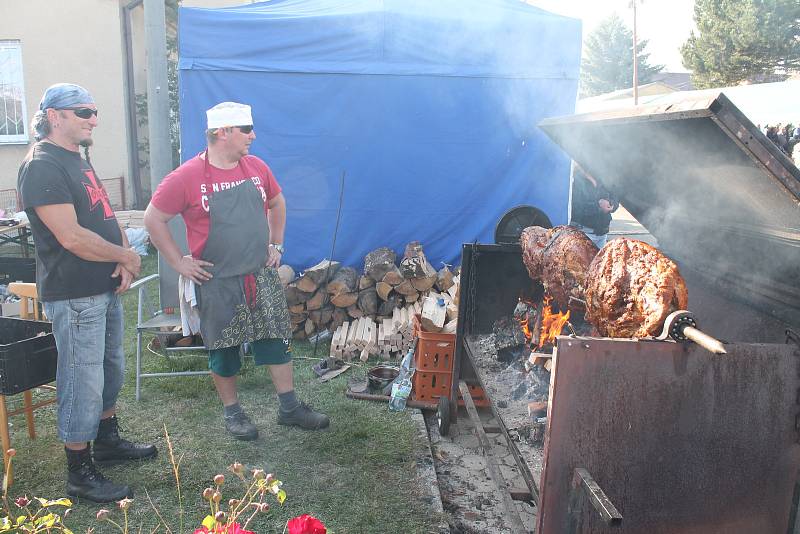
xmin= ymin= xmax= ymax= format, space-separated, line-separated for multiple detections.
xmin=17 ymin=83 xmax=156 ymax=503
xmin=569 ymin=163 xmax=619 ymax=248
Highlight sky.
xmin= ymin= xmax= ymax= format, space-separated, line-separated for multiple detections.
xmin=528 ymin=0 xmax=697 ymax=72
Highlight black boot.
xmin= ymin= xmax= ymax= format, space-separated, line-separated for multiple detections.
xmin=66 ymin=446 xmax=132 ymax=503
xmin=93 ymin=415 xmax=157 ymax=466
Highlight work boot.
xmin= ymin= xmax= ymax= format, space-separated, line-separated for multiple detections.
xmin=93 ymin=415 xmax=158 ymax=466
xmin=224 ymin=411 xmax=259 ymax=441
xmin=66 ymin=446 xmax=132 ymax=503
xmin=277 ymin=402 xmax=330 ymax=430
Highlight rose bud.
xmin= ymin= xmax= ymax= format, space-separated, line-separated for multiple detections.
xmin=252 ymin=468 xmax=266 ymax=480
xmin=214 ymin=474 xmax=225 ymax=486
xmin=6 ymin=449 xmax=15 ymax=458
xmin=96 ymin=509 xmax=110 ymax=520
xmin=202 ymin=487 xmax=214 ymax=501
xmin=215 ymin=511 xmax=226 ymax=522
xmin=118 ymin=498 xmax=133 ymax=511
xmin=212 ymin=490 xmax=222 ymax=503
xmin=264 ymin=473 xmax=275 ymax=484
xmin=229 ymin=462 xmax=244 ymax=476
xmin=228 ymin=499 xmax=240 ymax=508
xmin=14 ymin=495 xmax=29 ymax=508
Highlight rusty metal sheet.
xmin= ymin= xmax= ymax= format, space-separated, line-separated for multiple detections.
xmin=538 ymin=336 xmax=800 ymax=534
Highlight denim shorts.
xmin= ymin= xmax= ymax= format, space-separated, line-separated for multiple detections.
xmin=208 ymin=338 xmax=292 ymax=377
xmin=43 ymin=291 xmax=125 ymax=443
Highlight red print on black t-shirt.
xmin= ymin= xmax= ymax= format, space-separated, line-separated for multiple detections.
xmin=83 ymin=170 xmax=113 ymax=219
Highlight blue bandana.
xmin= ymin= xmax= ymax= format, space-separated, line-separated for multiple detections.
xmin=38 ymin=83 xmax=94 ymax=111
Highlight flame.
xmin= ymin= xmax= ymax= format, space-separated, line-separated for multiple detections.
xmin=537 ymin=296 xmax=570 ymax=348
xmin=520 ymin=315 xmax=532 ymax=341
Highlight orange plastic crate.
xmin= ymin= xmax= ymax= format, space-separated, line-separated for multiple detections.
xmin=411 ymin=314 xmax=489 ymax=407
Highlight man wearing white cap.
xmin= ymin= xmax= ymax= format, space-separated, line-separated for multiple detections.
xmin=18 ymin=83 xmax=157 ymax=503
xmin=145 ymin=102 xmax=329 ymax=440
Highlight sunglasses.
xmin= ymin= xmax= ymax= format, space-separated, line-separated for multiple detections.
xmin=236 ymin=125 xmax=254 ymax=134
xmin=62 ymin=107 xmax=98 ymax=119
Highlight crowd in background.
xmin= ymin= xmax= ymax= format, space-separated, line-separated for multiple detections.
xmin=761 ymin=123 xmax=800 ymax=166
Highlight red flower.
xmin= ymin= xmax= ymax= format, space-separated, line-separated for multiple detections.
xmin=287 ymin=514 xmax=327 ymax=534
xmin=193 ymin=529 xmax=209 ymax=534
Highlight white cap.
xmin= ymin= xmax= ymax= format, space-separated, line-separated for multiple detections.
xmin=206 ymin=102 xmax=253 ymax=129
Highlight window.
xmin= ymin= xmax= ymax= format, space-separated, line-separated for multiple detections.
xmin=0 ymin=40 xmax=28 ymax=144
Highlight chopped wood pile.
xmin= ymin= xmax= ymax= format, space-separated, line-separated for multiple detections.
xmin=280 ymin=242 xmax=460 ymax=360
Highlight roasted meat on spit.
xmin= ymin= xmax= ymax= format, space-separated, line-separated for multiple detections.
xmin=520 ymin=225 xmax=598 ymax=310
xmin=584 ymin=237 xmax=688 ymax=338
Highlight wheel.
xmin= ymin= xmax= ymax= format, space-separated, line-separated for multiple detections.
xmin=437 ymin=396 xmax=452 ymax=436
xmin=494 ymin=205 xmax=553 ymax=244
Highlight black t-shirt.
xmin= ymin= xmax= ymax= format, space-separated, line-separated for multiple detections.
xmin=17 ymin=142 xmax=122 ymax=301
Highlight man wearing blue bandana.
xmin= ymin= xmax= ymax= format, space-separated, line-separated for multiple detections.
xmin=17 ymin=83 xmax=157 ymax=503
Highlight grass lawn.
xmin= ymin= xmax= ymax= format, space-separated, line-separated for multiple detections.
xmin=4 ymin=253 xmax=445 ymax=533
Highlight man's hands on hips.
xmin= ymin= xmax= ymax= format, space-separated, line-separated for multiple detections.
xmin=266 ymin=246 xmax=282 ymax=268
xmin=178 ymin=255 xmax=214 ymax=285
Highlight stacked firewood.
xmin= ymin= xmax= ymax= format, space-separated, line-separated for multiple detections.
xmin=280 ymin=242 xmax=460 ymax=360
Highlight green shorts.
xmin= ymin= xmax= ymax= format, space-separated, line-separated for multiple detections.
xmin=208 ymin=338 xmax=292 ymax=377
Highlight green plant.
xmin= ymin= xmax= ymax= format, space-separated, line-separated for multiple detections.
xmin=94 ymin=427 xmax=287 ymax=533
xmin=0 ymin=450 xmax=74 ymax=533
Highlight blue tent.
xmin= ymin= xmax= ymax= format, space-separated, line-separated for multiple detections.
xmin=178 ymin=0 xmax=581 ymax=269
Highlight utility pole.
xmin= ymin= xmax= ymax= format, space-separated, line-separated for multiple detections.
xmin=144 ymin=0 xmax=172 ymax=192
xmin=144 ymin=0 xmax=182 ymax=309
xmin=632 ymin=0 xmax=640 ymax=105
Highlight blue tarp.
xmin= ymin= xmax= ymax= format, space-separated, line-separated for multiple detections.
xmin=178 ymin=0 xmax=581 ymax=269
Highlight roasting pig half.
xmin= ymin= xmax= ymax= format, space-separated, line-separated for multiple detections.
xmin=520 ymin=225 xmax=599 ymax=310
xmin=584 ymin=237 xmax=688 ymax=338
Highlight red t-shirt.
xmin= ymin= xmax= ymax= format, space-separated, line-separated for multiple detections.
xmin=150 ymin=153 xmax=282 ymax=258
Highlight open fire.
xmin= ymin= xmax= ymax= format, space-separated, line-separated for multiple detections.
xmin=517 ymin=295 xmax=571 ymax=350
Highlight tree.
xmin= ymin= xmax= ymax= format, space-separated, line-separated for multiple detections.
xmin=681 ymin=0 xmax=800 ymax=88
xmin=580 ymin=13 xmax=664 ymax=97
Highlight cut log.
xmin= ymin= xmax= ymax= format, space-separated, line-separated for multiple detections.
xmin=330 ymin=307 xmax=348 ymax=331
xmin=410 ymin=274 xmax=437 ymax=292
xmin=376 ymin=282 xmax=394 ymax=301
xmin=378 ymin=294 xmax=401 ymax=317
xmin=404 ymin=291 xmax=420 ymax=304
xmin=277 ymin=264 xmax=296 ymax=287
xmin=290 ymin=312 xmax=307 ymax=325
xmin=284 ymin=284 xmax=313 ymax=306
xmin=309 ymin=305 xmax=334 ymax=327
xmin=288 ymin=303 xmax=305 ymax=314
xmin=394 ymin=279 xmax=418 ymax=296
xmin=303 ymin=259 xmax=341 ymax=286
xmin=381 ymin=265 xmax=405 ymax=286
xmin=326 ymin=266 xmax=358 ymax=295
xmin=442 ymin=319 xmax=457 ymax=334
xmin=359 ymin=275 xmax=376 ymax=290
xmin=420 ymin=296 xmax=446 ymax=332
xmin=364 ymin=247 xmax=397 ymax=282
xmin=304 ymin=318 xmax=315 ymax=337
xmin=347 ymin=304 xmax=364 ymax=319
xmin=400 ymin=241 xmax=437 ymax=279
xmin=330 ymin=292 xmax=358 ymax=308
xmin=305 ymin=289 xmax=329 ymax=311
xmin=357 ymin=287 xmax=378 ymax=316
xmin=435 ymin=266 xmax=454 ymax=292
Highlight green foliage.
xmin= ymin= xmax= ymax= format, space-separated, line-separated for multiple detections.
xmin=580 ymin=12 xmax=664 ymax=97
xmin=681 ymin=0 xmax=800 ymax=88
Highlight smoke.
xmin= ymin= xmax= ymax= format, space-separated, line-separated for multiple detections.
xmin=539 ymin=97 xmax=800 ymax=318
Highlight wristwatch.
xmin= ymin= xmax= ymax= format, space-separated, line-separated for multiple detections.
xmin=270 ymin=243 xmax=285 ymax=254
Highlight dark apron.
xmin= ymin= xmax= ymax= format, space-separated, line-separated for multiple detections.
xmin=195 ymin=154 xmax=291 ymax=350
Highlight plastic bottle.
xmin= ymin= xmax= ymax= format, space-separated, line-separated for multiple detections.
xmin=389 ymin=347 xmax=416 ymax=411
